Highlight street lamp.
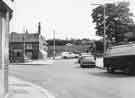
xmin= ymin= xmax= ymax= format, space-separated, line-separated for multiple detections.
xmin=90 ymin=3 xmax=106 ymax=56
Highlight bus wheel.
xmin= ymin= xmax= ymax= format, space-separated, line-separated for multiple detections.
xmin=125 ymin=67 xmax=135 ymax=75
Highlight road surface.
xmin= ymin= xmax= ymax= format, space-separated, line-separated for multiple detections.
xmin=9 ymin=59 xmax=135 ymax=98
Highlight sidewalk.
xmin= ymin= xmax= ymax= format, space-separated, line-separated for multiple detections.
xmin=0 ymin=71 xmax=55 ymax=98
xmin=10 ymin=59 xmax=54 ymax=65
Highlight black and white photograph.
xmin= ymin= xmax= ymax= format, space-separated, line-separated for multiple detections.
xmin=1 ymin=0 xmax=135 ymax=98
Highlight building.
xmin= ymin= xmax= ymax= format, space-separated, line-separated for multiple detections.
xmin=0 ymin=0 xmax=13 ymax=95
xmin=0 ymin=0 xmax=13 ymax=67
xmin=9 ymin=23 xmax=48 ymax=63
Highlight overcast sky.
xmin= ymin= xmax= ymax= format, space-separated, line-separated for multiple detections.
xmin=10 ymin=0 xmax=135 ymax=40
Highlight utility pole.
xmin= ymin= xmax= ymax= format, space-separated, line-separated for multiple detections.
xmin=23 ymin=36 xmax=25 ymax=61
xmin=53 ymin=29 xmax=55 ymax=59
xmin=103 ymin=4 xmax=106 ymax=55
xmin=90 ymin=3 xmax=106 ymax=56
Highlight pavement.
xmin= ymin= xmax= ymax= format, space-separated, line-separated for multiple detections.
xmin=0 ymin=59 xmax=55 ymax=98
xmin=10 ymin=58 xmax=54 ymax=65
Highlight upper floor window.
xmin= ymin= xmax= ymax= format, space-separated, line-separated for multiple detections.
xmin=26 ymin=44 xmax=32 ymax=49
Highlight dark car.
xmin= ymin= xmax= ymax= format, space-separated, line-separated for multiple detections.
xmin=80 ymin=55 xmax=96 ymax=68
xmin=78 ymin=53 xmax=92 ymax=63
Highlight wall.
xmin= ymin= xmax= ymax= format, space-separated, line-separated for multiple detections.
xmin=0 ymin=14 xmax=8 ymax=67
xmin=0 ymin=16 xmax=2 ymax=68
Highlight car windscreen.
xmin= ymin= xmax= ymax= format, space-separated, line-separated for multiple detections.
xmin=83 ymin=56 xmax=94 ymax=60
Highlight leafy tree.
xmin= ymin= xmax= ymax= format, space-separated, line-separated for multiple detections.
xmin=91 ymin=2 xmax=134 ymax=42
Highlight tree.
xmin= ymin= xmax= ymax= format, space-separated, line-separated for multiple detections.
xmin=95 ymin=40 xmax=103 ymax=52
xmin=91 ymin=2 xmax=134 ymax=42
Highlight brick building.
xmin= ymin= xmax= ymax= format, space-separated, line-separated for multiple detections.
xmin=9 ymin=23 xmax=48 ymax=63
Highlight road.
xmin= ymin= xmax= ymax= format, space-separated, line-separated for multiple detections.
xmin=9 ymin=59 xmax=135 ymax=98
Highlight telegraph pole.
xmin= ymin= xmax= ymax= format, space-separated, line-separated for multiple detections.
xmin=53 ymin=29 xmax=56 ymax=59
xmin=103 ymin=4 xmax=106 ymax=55
xmin=23 ymin=36 xmax=25 ymax=61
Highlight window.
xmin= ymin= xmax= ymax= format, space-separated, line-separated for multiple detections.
xmin=26 ymin=44 xmax=32 ymax=49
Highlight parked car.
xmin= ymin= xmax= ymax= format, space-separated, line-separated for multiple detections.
xmin=61 ymin=52 xmax=78 ymax=59
xmin=78 ymin=53 xmax=92 ymax=63
xmin=80 ymin=55 xmax=96 ymax=68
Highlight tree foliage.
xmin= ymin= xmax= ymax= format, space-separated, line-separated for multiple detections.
xmin=47 ymin=39 xmax=85 ymax=46
xmin=91 ymin=2 xmax=134 ymax=42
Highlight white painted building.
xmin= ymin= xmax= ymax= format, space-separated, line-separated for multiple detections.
xmin=0 ymin=0 xmax=13 ymax=96
xmin=0 ymin=0 xmax=13 ymax=67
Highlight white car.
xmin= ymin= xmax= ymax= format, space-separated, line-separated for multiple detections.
xmin=61 ymin=52 xmax=78 ymax=59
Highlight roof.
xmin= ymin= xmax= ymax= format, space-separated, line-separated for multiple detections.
xmin=0 ymin=0 xmax=13 ymax=19
xmin=106 ymin=43 xmax=135 ymax=57
xmin=9 ymin=32 xmax=39 ymax=42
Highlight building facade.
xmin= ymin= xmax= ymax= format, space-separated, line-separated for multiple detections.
xmin=0 ymin=0 xmax=13 ymax=66
xmin=9 ymin=23 xmax=48 ymax=63
xmin=0 ymin=0 xmax=13 ymax=95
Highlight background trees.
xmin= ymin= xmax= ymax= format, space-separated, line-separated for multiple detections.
xmin=91 ymin=2 xmax=134 ymax=43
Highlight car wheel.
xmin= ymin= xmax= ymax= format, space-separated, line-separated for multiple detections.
xmin=107 ymin=66 xmax=114 ymax=73
xmin=80 ymin=63 xmax=84 ymax=68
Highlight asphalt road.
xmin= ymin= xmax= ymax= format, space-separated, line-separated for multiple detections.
xmin=9 ymin=59 xmax=135 ymax=98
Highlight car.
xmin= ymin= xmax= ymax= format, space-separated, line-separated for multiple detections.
xmin=80 ymin=55 xmax=96 ymax=68
xmin=78 ymin=53 xmax=92 ymax=63
xmin=61 ymin=52 xmax=78 ymax=59
xmin=73 ymin=53 xmax=79 ymax=58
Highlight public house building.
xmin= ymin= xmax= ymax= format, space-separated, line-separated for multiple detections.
xmin=9 ymin=23 xmax=48 ymax=63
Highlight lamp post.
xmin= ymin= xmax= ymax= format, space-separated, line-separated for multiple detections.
xmin=90 ymin=3 xmax=106 ymax=56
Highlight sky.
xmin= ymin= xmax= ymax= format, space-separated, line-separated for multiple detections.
xmin=9 ymin=0 xmax=135 ymax=40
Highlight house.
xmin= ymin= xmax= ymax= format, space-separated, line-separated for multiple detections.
xmin=9 ymin=23 xmax=48 ymax=63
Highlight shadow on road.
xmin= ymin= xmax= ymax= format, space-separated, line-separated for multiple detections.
xmin=74 ymin=61 xmax=79 ymax=64
xmin=90 ymin=71 xmax=135 ymax=78
xmin=74 ymin=66 xmax=81 ymax=68
xmin=74 ymin=65 xmax=96 ymax=69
